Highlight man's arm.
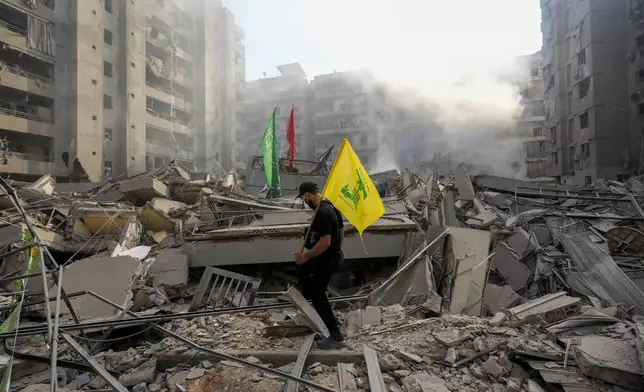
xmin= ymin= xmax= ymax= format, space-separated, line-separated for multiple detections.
xmin=303 ymin=234 xmax=331 ymax=261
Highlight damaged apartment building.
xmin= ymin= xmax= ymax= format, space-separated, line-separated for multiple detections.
xmin=515 ymin=51 xmax=549 ymax=180
xmin=0 ymin=0 xmax=244 ymax=182
xmin=540 ymin=0 xmax=632 ymax=185
xmin=240 ymin=66 xmax=441 ymax=173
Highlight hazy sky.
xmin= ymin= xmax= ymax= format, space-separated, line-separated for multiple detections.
xmin=224 ymin=0 xmax=542 ymax=107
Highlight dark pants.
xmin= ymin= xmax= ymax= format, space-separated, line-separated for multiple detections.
xmin=298 ymin=257 xmax=343 ymax=341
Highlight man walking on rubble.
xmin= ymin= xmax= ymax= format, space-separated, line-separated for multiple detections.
xmin=294 ymin=181 xmax=345 ymax=349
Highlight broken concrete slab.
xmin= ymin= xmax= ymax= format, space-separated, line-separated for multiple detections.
xmin=446 ymin=228 xmax=491 ymax=316
xmin=140 ymin=198 xmax=186 ymax=232
xmin=508 ymin=292 xmax=581 ymax=324
xmin=118 ymin=357 xmax=157 ymax=387
xmin=481 ymin=358 xmax=505 ymax=379
xmin=574 ymin=335 xmax=642 ymax=389
xmin=506 ymin=229 xmax=537 ymax=256
xmin=402 ymin=372 xmax=450 ymax=392
xmin=119 ymin=178 xmax=169 ymax=201
xmin=483 ymin=284 xmax=522 ymax=315
xmin=634 ymin=316 xmax=644 ymax=377
xmin=454 ymin=164 xmax=475 ymax=201
xmin=149 ymin=250 xmax=189 ymax=287
xmin=491 ymin=242 xmax=532 ymax=291
xmin=52 ymin=255 xmax=141 ymax=318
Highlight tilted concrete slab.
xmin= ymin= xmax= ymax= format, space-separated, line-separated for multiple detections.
xmin=574 ymin=335 xmax=642 ymax=389
xmin=119 ymin=178 xmax=169 ymax=201
xmin=51 ymin=256 xmax=141 ymax=318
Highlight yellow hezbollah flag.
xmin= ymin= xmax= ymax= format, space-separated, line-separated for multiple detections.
xmin=322 ymin=138 xmax=385 ymax=236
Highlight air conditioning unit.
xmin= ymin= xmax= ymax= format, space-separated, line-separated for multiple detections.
xmin=626 ymin=53 xmax=636 ymax=62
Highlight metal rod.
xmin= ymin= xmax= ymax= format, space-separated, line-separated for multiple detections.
xmin=0 ymin=294 xmax=369 ymax=339
xmin=86 ymin=291 xmax=337 ymax=392
xmin=38 ymin=247 xmax=53 ymax=349
xmin=0 ymin=177 xmax=87 ymax=337
xmin=0 ymin=291 xmax=86 ymax=313
xmin=61 ymin=333 xmax=129 ymax=392
xmin=50 ymin=267 xmax=63 ymax=392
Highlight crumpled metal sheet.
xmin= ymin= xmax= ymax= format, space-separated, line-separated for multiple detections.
xmin=558 ymin=231 xmax=644 ymax=315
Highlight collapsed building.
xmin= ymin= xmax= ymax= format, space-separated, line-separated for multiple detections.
xmin=0 ymin=160 xmax=644 ymax=392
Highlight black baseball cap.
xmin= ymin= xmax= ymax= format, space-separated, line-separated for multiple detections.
xmin=297 ymin=182 xmax=319 ymax=198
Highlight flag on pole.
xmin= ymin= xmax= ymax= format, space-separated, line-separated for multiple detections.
xmin=322 ymin=138 xmax=385 ymax=236
xmin=286 ymin=106 xmax=296 ymax=169
xmin=261 ymin=109 xmax=281 ymax=198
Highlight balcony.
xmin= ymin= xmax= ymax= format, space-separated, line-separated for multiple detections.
xmin=0 ymin=107 xmax=55 ymax=137
xmin=145 ymin=139 xmax=193 ymax=160
xmin=145 ymin=111 xmax=191 ymax=134
xmin=0 ymin=153 xmax=55 ymax=175
xmin=174 ymin=46 xmax=193 ymax=63
xmin=0 ymin=19 xmax=27 ymax=48
xmin=146 ymin=2 xmax=172 ymax=26
xmin=172 ymin=68 xmax=192 ymax=87
xmin=0 ymin=63 xmax=54 ymax=98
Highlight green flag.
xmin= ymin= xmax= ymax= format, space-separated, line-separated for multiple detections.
xmin=261 ymin=109 xmax=281 ymax=198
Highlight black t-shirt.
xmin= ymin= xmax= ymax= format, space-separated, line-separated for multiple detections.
xmin=304 ymin=200 xmax=344 ymax=261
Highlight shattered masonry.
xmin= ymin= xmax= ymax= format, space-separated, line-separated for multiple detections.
xmin=2 ymin=160 xmax=644 ymax=391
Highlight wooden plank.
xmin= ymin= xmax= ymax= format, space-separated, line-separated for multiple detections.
xmin=363 ymin=345 xmax=387 ymax=392
xmin=284 ymin=333 xmax=315 ymax=392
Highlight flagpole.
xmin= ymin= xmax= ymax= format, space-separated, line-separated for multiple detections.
xmin=298 ymin=139 xmax=346 ymax=253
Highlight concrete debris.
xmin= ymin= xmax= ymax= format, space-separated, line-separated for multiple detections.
xmin=9 ymin=164 xmax=644 ymax=392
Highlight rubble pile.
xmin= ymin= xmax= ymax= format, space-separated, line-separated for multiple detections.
xmin=2 ymin=160 xmax=644 ymax=391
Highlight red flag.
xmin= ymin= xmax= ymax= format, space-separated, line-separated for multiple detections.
xmin=286 ymin=106 xmax=296 ymax=169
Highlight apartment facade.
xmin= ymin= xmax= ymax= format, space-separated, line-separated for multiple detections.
xmin=240 ymin=63 xmax=313 ymax=164
xmin=0 ymin=0 xmax=243 ymax=182
xmin=626 ymin=0 xmax=644 ymax=175
xmin=515 ymin=51 xmax=548 ymax=179
xmin=540 ymin=0 xmax=631 ymax=185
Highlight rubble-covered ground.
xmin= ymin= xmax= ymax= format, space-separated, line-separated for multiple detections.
xmin=2 ymin=161 xmax=644 ymax=391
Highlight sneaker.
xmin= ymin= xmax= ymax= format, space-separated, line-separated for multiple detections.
xmin=317 ymin=337 xmax=346 ymax=350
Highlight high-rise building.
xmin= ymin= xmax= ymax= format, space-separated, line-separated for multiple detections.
xmin=626 ymin=1 xmax=644 ymax=175
xmin=540 ymin=0 xmax=631 ymax=184
xmin=515 ymin=51 xmax=548 ymax=179
xmin=240 ymin=63 xmax=313 ymax=164
xmin=0 ymin=0 xmax=243 ymax=181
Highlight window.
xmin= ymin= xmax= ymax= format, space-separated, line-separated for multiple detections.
xmin=104 ymin=29 xmax=113 ymax=45
xmin=549 ymin=126 xmax=557 ymax=144
xmin=104 ymin=161 xmax=113 ymax=178
xmin=550 ymin=152 xmax=558 ymax=166
xmin=580 ymin=111 xmax=589 ymax=129
xmin=639 ymin=103 xmax=644 ymax=117
xmin=569 ymin=146 xmax=575 ymax=169
xmin=567 ymin=91 xmax=572 ymax=114
xmin=532 ymin=127 xmax=543 ymax=137
xmin=105 ymin=0 xmax=113 ymax=13
xmin=104 ymin=61 xmax=113 ymax=77
xmin=585 ymin=176 xmax=592 ymax=185
xmin=103 ymin=94 xmax=113 ymax=109
xmin=578 ymin=48 xmax=586 ymax=66
xmin=579 ymin=77 xmax=590 ymax=99
xmin=638 ymin=68 xmax=644 ymax=82
xmin=566 ymin=64 xmax=571 ymax=86
xmin=530 ymin=67 xmax=539 ymax=77
xmin=581 ymin=142 xmax=590 ymax=159
xmin=104 ymin=128 xmax=113 ymax=142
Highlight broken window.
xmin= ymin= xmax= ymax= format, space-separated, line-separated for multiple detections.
xmin=105 ymin=0 xmax=113 ymax=13
xmin=580 ymin=111 xmax=589 ymax=129
xmin=578 ymin=77 xmax=590 ymax=99
xmin=549 ymin=126 xmax=557 ymax=144
xmin=581 ymin=142 xmax=590 ymax=159
xmin=104 ymin=161 xmax=113 ymax=178
xmin=530 ymin=67 xmax=539 ymax=77
xmin=569 ymin=146 xmax=575 ymax=169
xmin=585 ymin=175 xmax=592 ymax=185
xmin=104 ymin=29 xmax=113 ymax=45
xmin=578 ymin=48 xmax=586 ymax=66
xmin=532 ymin=127 xmax=543 ymax=137
xmin=104 ymin=61 xmax=113 ymax=77
xmin=104 ymin=128 xmax=113 ymax=143
xmin=103 ymin=94 xmax=113 ymax=109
